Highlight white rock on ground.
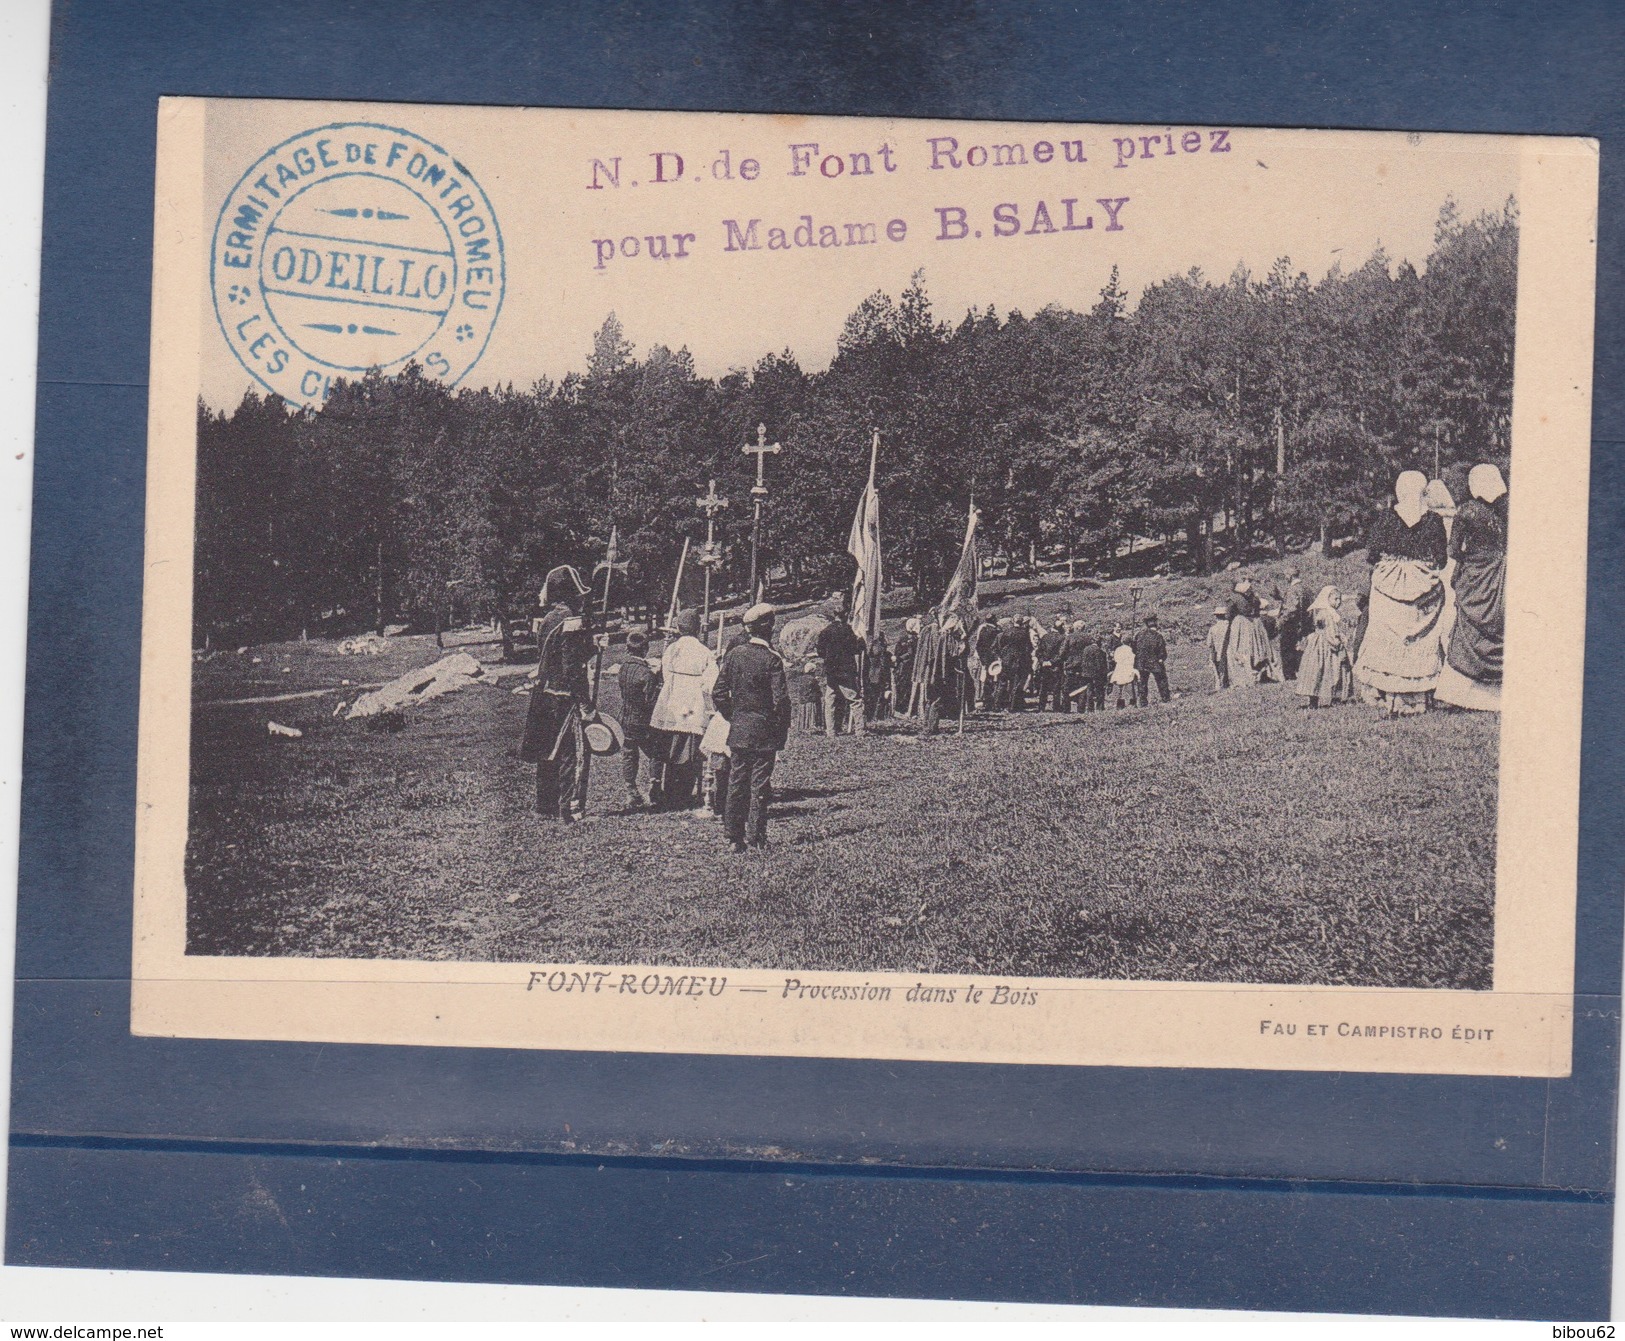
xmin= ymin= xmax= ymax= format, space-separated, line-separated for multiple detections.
xmin=344 ymin=652 xmax=485 ymax=719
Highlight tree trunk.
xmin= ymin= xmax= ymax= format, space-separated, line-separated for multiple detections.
xmin=374 ymin=539 xmax=385 ymax=634
xmin=1188 ymin=513 xmax=1210 ymax=576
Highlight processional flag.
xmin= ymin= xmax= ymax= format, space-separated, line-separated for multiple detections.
xmin=847 ymin=429 xmax=883 ymax=643
xmin=938 ymin=502 xmax=980 ymax=627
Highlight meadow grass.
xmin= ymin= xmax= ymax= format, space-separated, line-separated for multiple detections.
xmin=186 ymin=556 xmax=1496 ymax=988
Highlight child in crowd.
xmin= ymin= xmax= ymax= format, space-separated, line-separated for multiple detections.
xmin=1294 ymin=586 xmax=1355 ymax=708
xmin=617 ymin=629 xmax=662 ymax=808
xmin=1109 ymin=638 xmax=1137 ymax=709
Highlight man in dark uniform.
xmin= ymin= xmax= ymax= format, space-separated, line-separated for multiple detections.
xmin=1132 ymin=613 xmax=1171 ymax=706
xmin=1077 ymin=633 xmax=1110 ymax=712
xmin=709 ymin=625 xmax=752 ymax=825
xmin=1277 ymin=567 xmax=1310 ymax=680
xmin=1035 ymin=616 xmax=1067 ymax=711
xmin=712 ymin=603 xmax=791 ymax=852
xmin=1061 ymin=619 xmax=1091 ymax=710
xmin=519 ymin=565 xmax=596 ymax=822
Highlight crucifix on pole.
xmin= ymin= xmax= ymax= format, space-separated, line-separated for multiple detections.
xmin=741 ymin=422 xmax=782 ymax=599
xmin=695 ymin=477 xmax=729 ymax=626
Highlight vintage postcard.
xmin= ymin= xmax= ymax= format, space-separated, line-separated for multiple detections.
xmin=132 ymin=98 xmax=1597 ymax=1075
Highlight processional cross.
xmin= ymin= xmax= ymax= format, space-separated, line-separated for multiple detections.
xmin=741 ymin=422 xmax=782 ymax=598
xmin=695 ymin=477 xmax=730 ymax=623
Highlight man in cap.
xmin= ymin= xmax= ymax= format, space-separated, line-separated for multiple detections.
xmin=616 ymin=628 xmax=662 ymax=809
xmin=520 ymin=565 xmax=596 ymax=822
xmin=712 ymin=603 xmax=791 ymax=852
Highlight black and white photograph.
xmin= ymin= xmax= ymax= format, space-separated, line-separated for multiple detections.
xmin=130 ymin=100 xmax=1595 ymax=1069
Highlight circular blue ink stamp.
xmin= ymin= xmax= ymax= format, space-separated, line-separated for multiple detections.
xmin=211 ymin=122 xmax=505 ymax=408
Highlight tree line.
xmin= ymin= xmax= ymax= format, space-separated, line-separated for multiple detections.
xmin=194 ymin=198 xmax=1516 ymax=643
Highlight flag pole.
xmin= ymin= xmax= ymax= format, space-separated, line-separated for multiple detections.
xmin=853 ymin=429 xmax=881 ymax=723
xmin=589 ymin=527 xmax=619 ymax=710
xmin=665 ymin=537 xmax=691 ymax=633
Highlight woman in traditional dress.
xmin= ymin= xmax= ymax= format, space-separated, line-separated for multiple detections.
xmin=1260 ymin=583 xmax=1286 ymax=683
xmin=1224 ymin=579 xmax=1272 ymax=686
xmin=647 ymin=607 xmax=719 ymax=809
xmin=1434 ymin=463 xmax=1508 ymax=711
xmin=775 ymin=607 xmax=828 ymax=734
xmin=1352 ymin=470 xmax=1448 ymax=716
xmin=1294 ymin=586 xmax=1354 ymax=708
xmin=1424 ymin=474 xmax=1463 ymax=652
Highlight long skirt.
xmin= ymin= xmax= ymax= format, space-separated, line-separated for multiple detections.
xmin=1435 ymin=557 xmax=1460 ymax=660
xmin=648 ymin=727 xmax=704 ymax=808
xmin=1294 ymin=630 xmax=1353 ymax=705
xmin=1353 ymin=557 xmax=1445 ymax=711
xmin=1444 ymin=549 xmax=1506 ymax=682
xmin=1436 ymin=541 xmax=1505 ymax=712
xmin=1225 ymin=614 xmax=1272 ymax=686
xmin=1434 ymin=662 xmax=1502 ymax=711
xmin=650 ymin=727 xmax=703 ymax=766
xmin=786 ymin=669 xmax=823 ymax=733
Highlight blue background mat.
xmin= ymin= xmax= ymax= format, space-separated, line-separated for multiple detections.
xmin=9 ymin=0 xmax=1623 ymax=1317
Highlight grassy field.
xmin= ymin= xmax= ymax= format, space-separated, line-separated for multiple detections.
xmin=186 ymin=554 xmax=1498 ymax=988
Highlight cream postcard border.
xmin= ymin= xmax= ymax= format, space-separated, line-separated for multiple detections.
xmin=132 ymin=99 xmax=1598 ymax=1076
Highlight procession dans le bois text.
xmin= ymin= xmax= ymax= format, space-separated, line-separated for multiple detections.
xmin=580 ymin=127 xmax=1234 ymax=273
xmin=526 ymin=970 xmax=1039 ymax=1007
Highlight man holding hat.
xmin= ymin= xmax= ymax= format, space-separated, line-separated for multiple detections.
xmin=712 ymin=602 xmax=791 ymax=852
xmin=520 ymin=565 xmax=596 ymax=822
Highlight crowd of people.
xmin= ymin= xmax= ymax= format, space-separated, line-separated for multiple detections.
xmin=1195 ymin=461 xmax=1510 ymax=717
xmin=517 ymin=460 xmax=1509 ymax=849
xmin=520 ymin=581 xmax=792 ymax=851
